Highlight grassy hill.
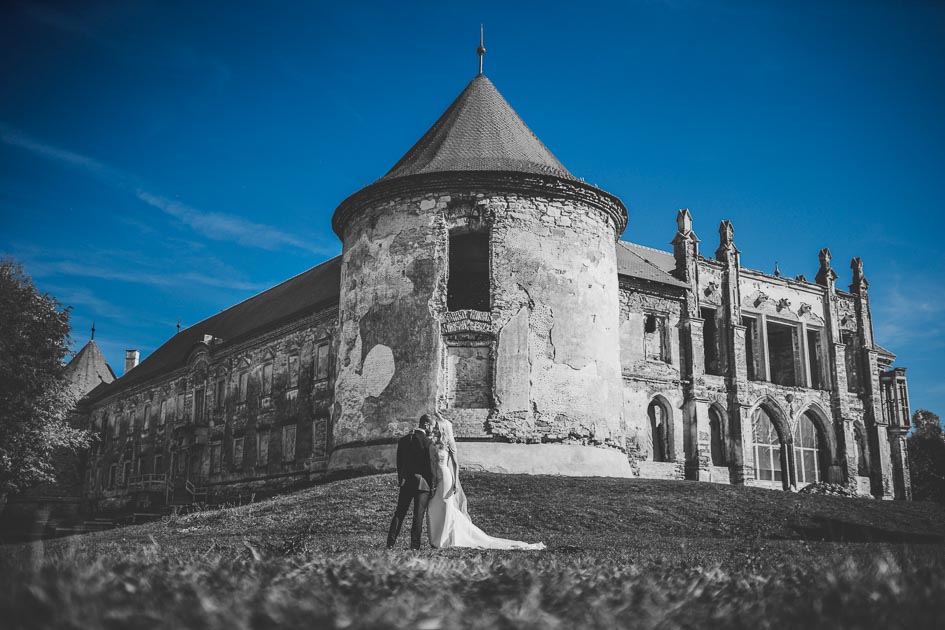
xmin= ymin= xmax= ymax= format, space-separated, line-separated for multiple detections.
xmin=2 ymin=472 xmax=944 ymax=629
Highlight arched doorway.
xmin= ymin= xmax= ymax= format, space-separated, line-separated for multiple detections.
xmin=647 ymin=398 xmax=672 ymax=462
xmin=751 ymin=405 xmax=787 ymax=489
xmin=709 ymin=406 xmax=726 ymax=466
xmin=793 ymin=411 xmax=827 ymax=488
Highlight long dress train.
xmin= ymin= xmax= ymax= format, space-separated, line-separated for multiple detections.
xmin=427 ymin=448 xmax=545 ymax=550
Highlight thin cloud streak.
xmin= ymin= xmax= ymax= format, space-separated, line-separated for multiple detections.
xmin=135 ymin=191 xmax=327 ymax=255
xmin=0 ymin=124 xmax=331 ymax=256
xmin=28 ymin=259 xmax=269 ymax=292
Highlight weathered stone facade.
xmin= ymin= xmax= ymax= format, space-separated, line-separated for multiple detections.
xmin=73 ymin=71 xmax=912 ymax=511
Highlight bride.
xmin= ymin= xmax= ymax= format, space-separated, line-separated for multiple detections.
xmin=426 ymin=417 xmax=545 ymax=550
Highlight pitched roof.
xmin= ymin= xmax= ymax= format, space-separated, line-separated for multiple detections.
xmin=88 ymin=256 xmax=342 ymax=401
xmin=617 ymin=241 xmax=688 ymax=288
xmin=64 ymin=340 xmax=116 ymax=399
xmin=381 ymin=74 xmax=575 ymax=182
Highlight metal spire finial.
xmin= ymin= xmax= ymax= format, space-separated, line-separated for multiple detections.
xmin=91 ymin=321 xmax=96 ymax=341
xmin=477 ymin=24 xmax=485 ymax=75
xmin=176 ymin=318 xmax=181 ymax=335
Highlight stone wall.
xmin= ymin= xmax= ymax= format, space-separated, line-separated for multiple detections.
xmin=333 ymin=178 xmax=627 ymax=471
xmin=83 ymin=310 xmax=336 ymax=510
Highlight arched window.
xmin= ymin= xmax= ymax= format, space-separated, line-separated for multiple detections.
xmin=709 ymin=406 xmax=726 ymax=466
xmin=648 ymin=399 xmax=671 ymax=462
xmin=793 ymin=411 xmax=824 ymax=487
xmin=752 ymin=407 xmax=783 ymax=485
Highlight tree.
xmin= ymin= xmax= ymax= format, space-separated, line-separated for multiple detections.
xmin=908 ymin=409 xmax=945 ymax=503
xmin=0 ymin=258 xmax=90 ymax=505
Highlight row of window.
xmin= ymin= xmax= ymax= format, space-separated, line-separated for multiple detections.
xmin=646 ymin=399 xmax=865 ymax=488
xmin=100 ymin=343 xmax=330 ymax=438
xmin=698 ymin=307 xmax=832 ymax=390
xmin=99 ymin=425 xmax=301 ymax=490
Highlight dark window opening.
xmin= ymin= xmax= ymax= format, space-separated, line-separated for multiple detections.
xmin=743 ymin=316 xmax=759 ymax=381
xmin=315 ymin=342 xmax=330 ymax=382
xmin=767 ymin=321 xmax=798 ymax=387
xmin=702 ymin=307 xmax=721 ymax=375
xmin=194 ymin=388 xmax=206 ymax=425
xmin=644 ymin=314 xmax=669 ymax=363
xmin=644 ymin=314 xmax=657 ymax=334
xmin=648 ymin=400 xmax=671 ymax=462
xmin=215 ymin=380 xmax=226 ymax=410
xmin=842 ymin=330 xmax=859 ymax=392
xmin=854 ymin=425 xmax=869 ymax=476
xmin=447 ymin=232 xmax=490 ymax=312
xmin=807 ymin=329 xmax=823 ymax=389
xmin=709 ymin=407 xmax=726 ymax=466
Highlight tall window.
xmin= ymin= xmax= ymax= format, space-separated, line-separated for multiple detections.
xmin=154 ymin=454 xmax=163 ymax=474
xmin=256 ymin=431 xmax=269 ymax=466
xmin=239 ymin=371 xmax=249 ymax=402
xmin=807 ymin=329 xmax=824 ymax=389
xmin=315 ymin=342 xmax=330 ymax=382
xmin=647 ymin=399 xmax=671 ymax=462
xmin=108 ymin=463 xmax=117 ymax=489
xmin=701 ymin=307 xmax=720 ymax=375
xmin=287 ymin=354 xmax=300 ymax=389
xmin=143 ymin=404 xmax=150 ymax=431
xmin=282 ymin=425 xmax=297 ymax=462
xmin=766 ymin=321 xmax=798 ymax=386
xmin=233 ymin=437 xmax=244 ymax=469
xmin=262 ymin=364 xmax=274 ymax=397
xmin=193 ymin=387 xmax=205 ymax=425
xmin=752 ymin=408 xmax=783 ymax=485
xmin=644 ymin=314 xmax=669 ymax=363
xmin=215 ymin=379 xmax=226 ymax=410
xmin=709 ymin=406 xmax=726 ymax=466
xmin=853 ymin=424 xmax=869 ymax=476
xmin=210 ymin=442 xmax=222 ymax=474
xmin=447 ymin=231 xmax=490 ymax=312
xmin=159 ymin=400 xmax=167 ymax=427
xmin=793 ymin=412 xmax=823 ymax=487
xmin=743 ymin=316 xmax=759 ymax=381
xmin=842 ymin=330 xmax=859 ymax=392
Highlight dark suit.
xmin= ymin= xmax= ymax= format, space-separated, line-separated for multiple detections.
xmin=387 ymin=428 xmax=439 ymax=549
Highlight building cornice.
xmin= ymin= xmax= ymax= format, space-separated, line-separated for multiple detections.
xmin=332 ymin=171 xmax=629 ymax=240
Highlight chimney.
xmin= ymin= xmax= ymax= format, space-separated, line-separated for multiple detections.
xmin=124 ymin=349 xmax=140 ymax=375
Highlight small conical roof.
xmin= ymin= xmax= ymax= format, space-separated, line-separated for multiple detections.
xmin=381 ymin=74 xmax=575 ymax=181
xmin=64 ymin=339 xmax=116 ymax=399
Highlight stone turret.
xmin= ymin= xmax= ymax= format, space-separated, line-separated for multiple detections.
xmin=329 ymin=72 xmax=630 ymax=476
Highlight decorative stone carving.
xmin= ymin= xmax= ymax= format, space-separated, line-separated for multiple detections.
xmin=776 ymin=298 xmax=791 ymax=312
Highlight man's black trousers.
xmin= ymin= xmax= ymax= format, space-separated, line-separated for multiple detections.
xmin=387 ymin=484 xmax=431 ymax=549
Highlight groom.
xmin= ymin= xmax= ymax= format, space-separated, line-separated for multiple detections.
xmin=387 ymin=414 xmax=439 ymax=550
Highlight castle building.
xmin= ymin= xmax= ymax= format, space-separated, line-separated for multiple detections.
xmin=77 ymin=61 xmax=912 ymax=510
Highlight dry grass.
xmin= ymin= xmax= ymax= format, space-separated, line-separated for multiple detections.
xmin=2 ymin=472 xmax=944 ymax=629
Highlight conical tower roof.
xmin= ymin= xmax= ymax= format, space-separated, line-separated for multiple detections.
xmin=64 ymin=339 xmax=116 ymax=399
xmin=381 ymin=74 xmax=575 ymax=182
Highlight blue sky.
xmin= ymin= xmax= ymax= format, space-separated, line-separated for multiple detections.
xmin=1 ymin=1 xmax=943 ymax=416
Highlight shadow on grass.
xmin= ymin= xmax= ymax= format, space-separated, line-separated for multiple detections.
xmin=793 ymin=516 xmax=945 ymax=544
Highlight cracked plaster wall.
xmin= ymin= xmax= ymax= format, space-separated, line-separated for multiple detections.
xmin=334 ymin=186 xmax=625 ymax=455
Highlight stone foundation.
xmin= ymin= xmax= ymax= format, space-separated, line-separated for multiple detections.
xmin=328 ymin=442 xmax=633 ymax=478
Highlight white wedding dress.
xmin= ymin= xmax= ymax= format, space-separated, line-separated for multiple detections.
xmin=427 ymin=446 xmax=545 ymax=550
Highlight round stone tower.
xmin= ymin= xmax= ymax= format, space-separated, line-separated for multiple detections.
xmin=329 ymin=72 xmax=630 ymax=476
